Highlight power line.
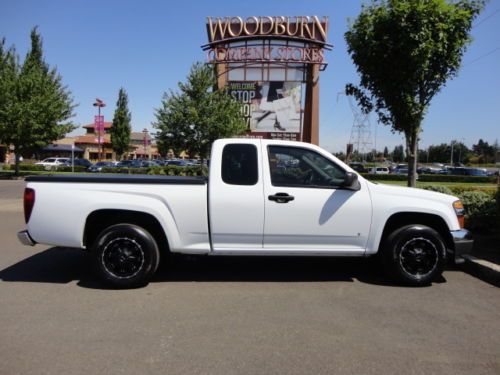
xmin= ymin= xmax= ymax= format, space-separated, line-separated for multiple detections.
xmin=463 ymin=47 xmax=500 ymax=66
xmin=473 ymin=7 xmax=500 ymax=28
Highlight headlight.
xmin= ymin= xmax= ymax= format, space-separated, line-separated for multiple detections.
xmin=453 ymin=200 xmax=465 ymax=228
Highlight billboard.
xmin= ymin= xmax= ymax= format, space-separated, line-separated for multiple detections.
xmin=227 ymin=81 xmax=303 ymax=141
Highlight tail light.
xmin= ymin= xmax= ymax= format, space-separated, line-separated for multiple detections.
xmin=453 ymin=200 xmax=465 ymax=229
xmin=24 ymin=188 xmax=35 ymax=223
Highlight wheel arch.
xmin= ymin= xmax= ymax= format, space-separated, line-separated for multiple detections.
xmin=84 ymin=209 xmax=170 ymax=254
xmin=378 ymin=212 xmax=453 ymax=254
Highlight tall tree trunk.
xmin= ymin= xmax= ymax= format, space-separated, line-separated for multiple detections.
xmin=405 ymin=131 xmax=418 ymax=187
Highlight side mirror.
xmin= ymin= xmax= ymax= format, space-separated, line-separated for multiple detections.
xmin=342 ymin=172 xmax=360 ymax=190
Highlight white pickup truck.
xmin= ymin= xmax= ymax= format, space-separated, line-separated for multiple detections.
xmin=18 ymin=139 xmax=472 ymax=288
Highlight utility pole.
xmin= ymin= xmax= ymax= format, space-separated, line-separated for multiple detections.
xmin=450 ymin=140 xmax=455 ymax=166
xmin=93 ymin=98 xmax=106 ymax=162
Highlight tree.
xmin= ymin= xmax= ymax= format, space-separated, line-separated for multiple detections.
xmin=428 ymin=143 xmax=449 ymax=163
xmin=110 ymin=88 xmax=131 ymax=160
xmin=392 ymin=145 xmax=405 ymax=163
xmin=472 ymin=138 xmax=495 ymax=164
xmin=0 ymin=28 xmax=76 ymax=175
xmin=383 ymin=146 xmax=389 ymax=158
xmin=333 ymin=151 xmax=346 ymax=161
xmin=345 ymin=0 xmax=483 ymax=186
xmin=153 ymin=62 xmax=246 ymax=161
xmin=0 ymin=39 xmax=17 ymax=148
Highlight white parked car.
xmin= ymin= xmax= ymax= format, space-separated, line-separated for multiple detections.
xmin=18 ymin=139 xmax=471 ymax=288
xmin=370 ymin=166 xmax=390 ymax=174
xmin=35 ymin=157 xmax=70 ymax=169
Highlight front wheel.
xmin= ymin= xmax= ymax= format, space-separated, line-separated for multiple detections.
xmin=382 ymin=225 xmax=446 ymax=286
xmin=92 ymin=224 xmax=160 ymax=288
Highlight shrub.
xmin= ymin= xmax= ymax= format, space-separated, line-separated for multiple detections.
xmin=2 ymin=163 xmax=47 ymax=171
xmin=422 ymin=185 xmax=499 ymax=232
xmin=448 ymin=185 xmax=497 ymax=198
xmin=147 ymin=167 xmax=166 ymax=175
xmin=421 ymin=185 xmax=453 ymax=195
xmin=459 ymin=190 xmax=497 ymax=232
xmin=361 ymin=173 xmax=496 ymax=184
xmin=57 ymin=166 xmax=88 ymax=173
xmin=99 ymin=165 xmax=208 ymax=177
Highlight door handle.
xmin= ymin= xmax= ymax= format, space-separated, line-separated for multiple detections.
xmin=268 ymin=192 xmax=294 ymax=203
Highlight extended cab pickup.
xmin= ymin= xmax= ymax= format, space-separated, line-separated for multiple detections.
xmin=18 ymin=139 xmax=472 ymax=287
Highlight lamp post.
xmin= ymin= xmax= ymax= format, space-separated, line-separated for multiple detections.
xmin=93 ymin=98 xmax=106 ymax=162
xmin=142 ymin=128 xmax=149 ymax=160
xmin=458 ymin=138 xmax=465 ymax=165
xmin=450 ymin=139 xmax=455 ymax=166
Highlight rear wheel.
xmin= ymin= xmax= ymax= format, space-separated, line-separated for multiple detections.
xmin=92 ymin=224 xmax=160 ymax=288
xmin=382 ymin=225 xmax=445 ymax=286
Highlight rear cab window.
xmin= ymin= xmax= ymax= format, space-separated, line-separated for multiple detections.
xmin=221 ymin=144 xmax=258 ymax=185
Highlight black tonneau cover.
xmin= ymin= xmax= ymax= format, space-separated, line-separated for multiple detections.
xmin=25 ymin=174 xmax=207 ymax=185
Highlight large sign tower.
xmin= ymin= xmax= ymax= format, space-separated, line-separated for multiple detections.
xmin=203 ymin=16 xmax=331 ymax=144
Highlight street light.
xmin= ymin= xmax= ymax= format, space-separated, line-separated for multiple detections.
xmin=450 ymin=139 xmax=455 ymax=166
xmin=142 ymin=128 xmax=149 ymax=160
xmin=93 ymin=98 xmax=106 ymax=162
xmin=458 ymin=138 xmax=465 ymax=165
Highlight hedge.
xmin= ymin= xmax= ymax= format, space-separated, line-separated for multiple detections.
xmin=2 ymin=163 xmax=47 ymax=171
xmin=422 ymin=186 xmax=499 ymax=232
xmin=100 ymin=165 xmax=208 ymax=177
xmin=1 ymin=164 xmax=89 ymax=172
xmin=362 ymin=173 xmax=496 ymax=184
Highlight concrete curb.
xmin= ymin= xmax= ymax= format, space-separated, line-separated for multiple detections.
xmin=461 ymin=254 xmax=500 ymax=287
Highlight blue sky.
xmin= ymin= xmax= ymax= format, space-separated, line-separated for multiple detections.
xmin=1 ymin=0 xmax=499 ymax=152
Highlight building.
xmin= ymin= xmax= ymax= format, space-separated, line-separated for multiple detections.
xmin=55 ymin=122 xmax=160 ymax=161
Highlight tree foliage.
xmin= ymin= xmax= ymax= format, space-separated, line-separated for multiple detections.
xmin=345 ymin=0 xmax=483 ymax=186
xmin=472 ymin=138 xmax=496 ymax=164
xmin=153 ymin=62 xmax=246 ymax=160
xmin=392 ymin=145 xmax=405 ymax=162
xmin=0 ymin=28 xmax=76 ymax=174
xmin=110 ymin=88 xmax=131 ymax=160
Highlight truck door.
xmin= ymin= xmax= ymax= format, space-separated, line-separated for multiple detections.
xmin=262 ymin=144 xmax=371 ymax=253
xmin=209 ymin=140 xmax=265 ymax=251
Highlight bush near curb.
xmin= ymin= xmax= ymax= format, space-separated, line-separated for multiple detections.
xmin=422 ymin=186 xmax=498 ymax=232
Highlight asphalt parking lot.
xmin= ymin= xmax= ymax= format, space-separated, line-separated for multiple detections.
xmin=0 ymin=179 xmax=499 ymax=375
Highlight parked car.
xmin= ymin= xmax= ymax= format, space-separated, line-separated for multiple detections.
xmin=116 ymin=160 xmax=134 ymax=168
xmin=166 ymin=160 xmax=190 ymax=167
xmin=35 ymin=157 xmax=70 ymax=169
xmin=61 ymin=158 xmax=92 ymax=169
xmin=88 ymin=162 xmax=115 ymax=172
xmin=418 ymin=167 xmax=442 ymax=174
xmin=369 ymin=166 xmax=390 ymax=174
xmin=349 ymin=162 xmax=368 ymax=173
xmin=393 ymin=165 xmax=408 ymax=174
xmin=467 ymin=168 xmax=488 ymax=177
xmin=447 ymin=167 xmax=468 ymax=176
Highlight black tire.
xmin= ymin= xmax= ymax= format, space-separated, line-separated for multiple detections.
xmin=92 ymin=224 xmax=160 ymax=288
xmin=382 ymin=225 xmax=446 ymax=286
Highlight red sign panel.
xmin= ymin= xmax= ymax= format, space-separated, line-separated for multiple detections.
xmin=94 ymin=115 xmax=104 ymax=133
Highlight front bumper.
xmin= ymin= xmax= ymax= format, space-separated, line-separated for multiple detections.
xmin=17 ymin=230 xmax=36 ymax=246
xmin=450 ymin=229 xmax=473 ymax=264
